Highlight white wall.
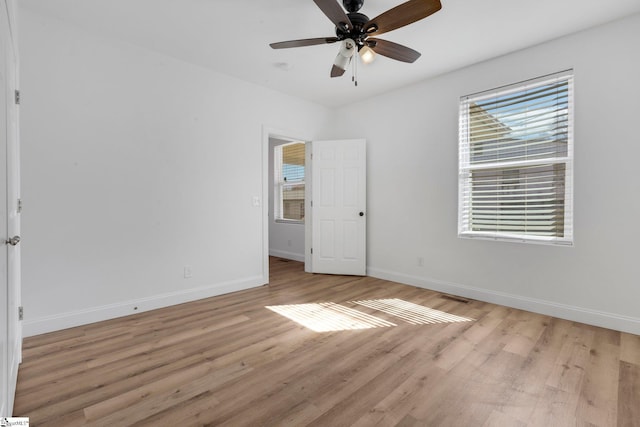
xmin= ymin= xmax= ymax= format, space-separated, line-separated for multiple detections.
xmin=19 ymin=9 xmax=332 ymax=336
xmin=330 ymin=13 xmax=640 ymax=334
xmin=268 ymin=137 xmax=306 ymax=262
xmin=19 ymin=6 xmax=640 ymax=336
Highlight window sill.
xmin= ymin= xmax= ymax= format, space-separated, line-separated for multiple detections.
xmin=458 ymin=232 xmax=573 ymax=247
xmin=275 ymin=219 xmax=305 ymax=225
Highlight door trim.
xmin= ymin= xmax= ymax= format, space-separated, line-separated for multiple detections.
xmin=261 ymin=126 xmax=313 ymax=280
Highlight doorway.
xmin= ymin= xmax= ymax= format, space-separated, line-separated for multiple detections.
xmin=262 ymin=127 xmax=312 ymax=282
xmin=262 ymin=128 xmax=367 ymax=281
xmin=268 ymin=137 xmax=308 ymax=263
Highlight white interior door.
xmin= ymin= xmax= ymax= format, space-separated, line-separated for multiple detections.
xmin=1 ymin=0 xmax=20 ymax=414
xmin=310 ymin=139 xmax=366 ymax=275
xmin=5 ymin=9 xmax=20 ymax=415
xmin=0 ymin=2 xmax=9 ymax=412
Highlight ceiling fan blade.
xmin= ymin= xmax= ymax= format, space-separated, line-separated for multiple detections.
xmin=270 ymin=37 xmax=340 ymax=49
xmin=365 ymin=0 xmax=441 ymax=36
xmin=313 ymin=0 xmax=353 ymax=30
xmin=368 ymin=38 xmax=421 ymax=63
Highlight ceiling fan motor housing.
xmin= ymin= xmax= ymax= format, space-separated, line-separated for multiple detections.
xmin=335 ymin=12 xmax=371 ymax=49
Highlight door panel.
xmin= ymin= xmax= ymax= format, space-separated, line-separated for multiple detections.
xmin=344 ymin=168 xmax=359 ymax=206
xmin=311 ymin=139 xmax=366 ymax=275
xmin=343 ymin=220 xmax=358 ymax=260
xmin=320 ymin=168 xmax=335 ymax=206
xmin=319 ymin=220 xmax=335 ymax=259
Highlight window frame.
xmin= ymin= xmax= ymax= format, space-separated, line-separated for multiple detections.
xmin=274 ymin=141 xmax=306 ymax=224
xmin=458 ymin=70 xmax=574 ymax=246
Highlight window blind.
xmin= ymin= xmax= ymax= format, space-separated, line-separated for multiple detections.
xmin=458 ymin=70 xmax=573 ymax=245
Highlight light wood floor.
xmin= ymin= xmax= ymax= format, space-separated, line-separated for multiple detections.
xmin=14 ymin=257 xmax=640 ymax=426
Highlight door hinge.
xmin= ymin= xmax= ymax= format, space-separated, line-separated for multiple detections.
xmin=311 ymin=248 xmax=313 ymax=254
xmin=310 ymin=200 xmax=313 ymax=207
xmin=14 ymin=90 xmax=20 ymax=105
xmin=17 ymin=198 xmax=23 ymax=213
xmin=18 ymin=306 xmax=24 ymax=321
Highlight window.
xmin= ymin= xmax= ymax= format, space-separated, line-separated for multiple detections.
xmin=274 ymin=142 xmax=306 ymax=222
xmin=458 ymin=70 xmax=574 ymax=245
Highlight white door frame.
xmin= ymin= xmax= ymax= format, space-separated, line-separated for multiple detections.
xmin=261 ymin=126 xmax=313 ymax=280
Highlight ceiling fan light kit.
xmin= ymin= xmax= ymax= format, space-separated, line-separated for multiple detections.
xmin=270 ymin=0 xmax=442 ymax=82
xmin=359 ymin=45 xmax=376 ymax=64
xmin=333 ymin=38 xmax=356 ymax=72
xmin=339 ymin=38 xmax=356 ymax=57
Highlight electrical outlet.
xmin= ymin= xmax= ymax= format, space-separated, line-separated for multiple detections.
xmin=252 ymin=196 xmax=261 ymax=207
xmin=417 ymin=257 xmax=424 ymax=267
xmin=184 ymin=265 xmax=193 ymax=278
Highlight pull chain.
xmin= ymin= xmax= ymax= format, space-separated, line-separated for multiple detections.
xmin=352 ymin=54 xmax=358 ymax=86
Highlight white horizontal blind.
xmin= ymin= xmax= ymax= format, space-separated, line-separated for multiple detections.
xmin=274 ymin=142 xmax=306 ymax=221
xmin=458 ymin=70 xmax=573 ymax=245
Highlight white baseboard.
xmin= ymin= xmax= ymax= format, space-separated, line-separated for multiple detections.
xmin=269 ymin=249 xmax=305 ymax=262
xmin=23 ymin=275 xmax=266 ymax=337
xmin=367 ymin=267 xmax=640 ymax=336
xmin=7 ymin=345 xmax=19 ymax=415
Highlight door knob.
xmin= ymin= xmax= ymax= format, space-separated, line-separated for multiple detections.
xmin=6 ymin=235 xmax=20 ymax=246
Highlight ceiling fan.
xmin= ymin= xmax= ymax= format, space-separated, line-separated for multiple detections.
xmin=270 ymin=0 xmax=442 ymax=79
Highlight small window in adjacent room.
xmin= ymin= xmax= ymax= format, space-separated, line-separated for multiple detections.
xmin=458 ymin=70 xmax=574 ymax=245
xmin=274 ymin=141 xmax=306 ymax=222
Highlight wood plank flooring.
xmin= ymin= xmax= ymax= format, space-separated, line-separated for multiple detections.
xmin=13 ymin=257 xmax=640 ymax=426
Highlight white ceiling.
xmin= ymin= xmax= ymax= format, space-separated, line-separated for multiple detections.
xmin=19 ymin=0 xmax=640 ymax=107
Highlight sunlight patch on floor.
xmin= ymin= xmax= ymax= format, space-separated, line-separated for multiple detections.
xmin=265 ymin=302 xmax=396 ymax=332
xmin=352 ymin=298 xmax=475 ymax=325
